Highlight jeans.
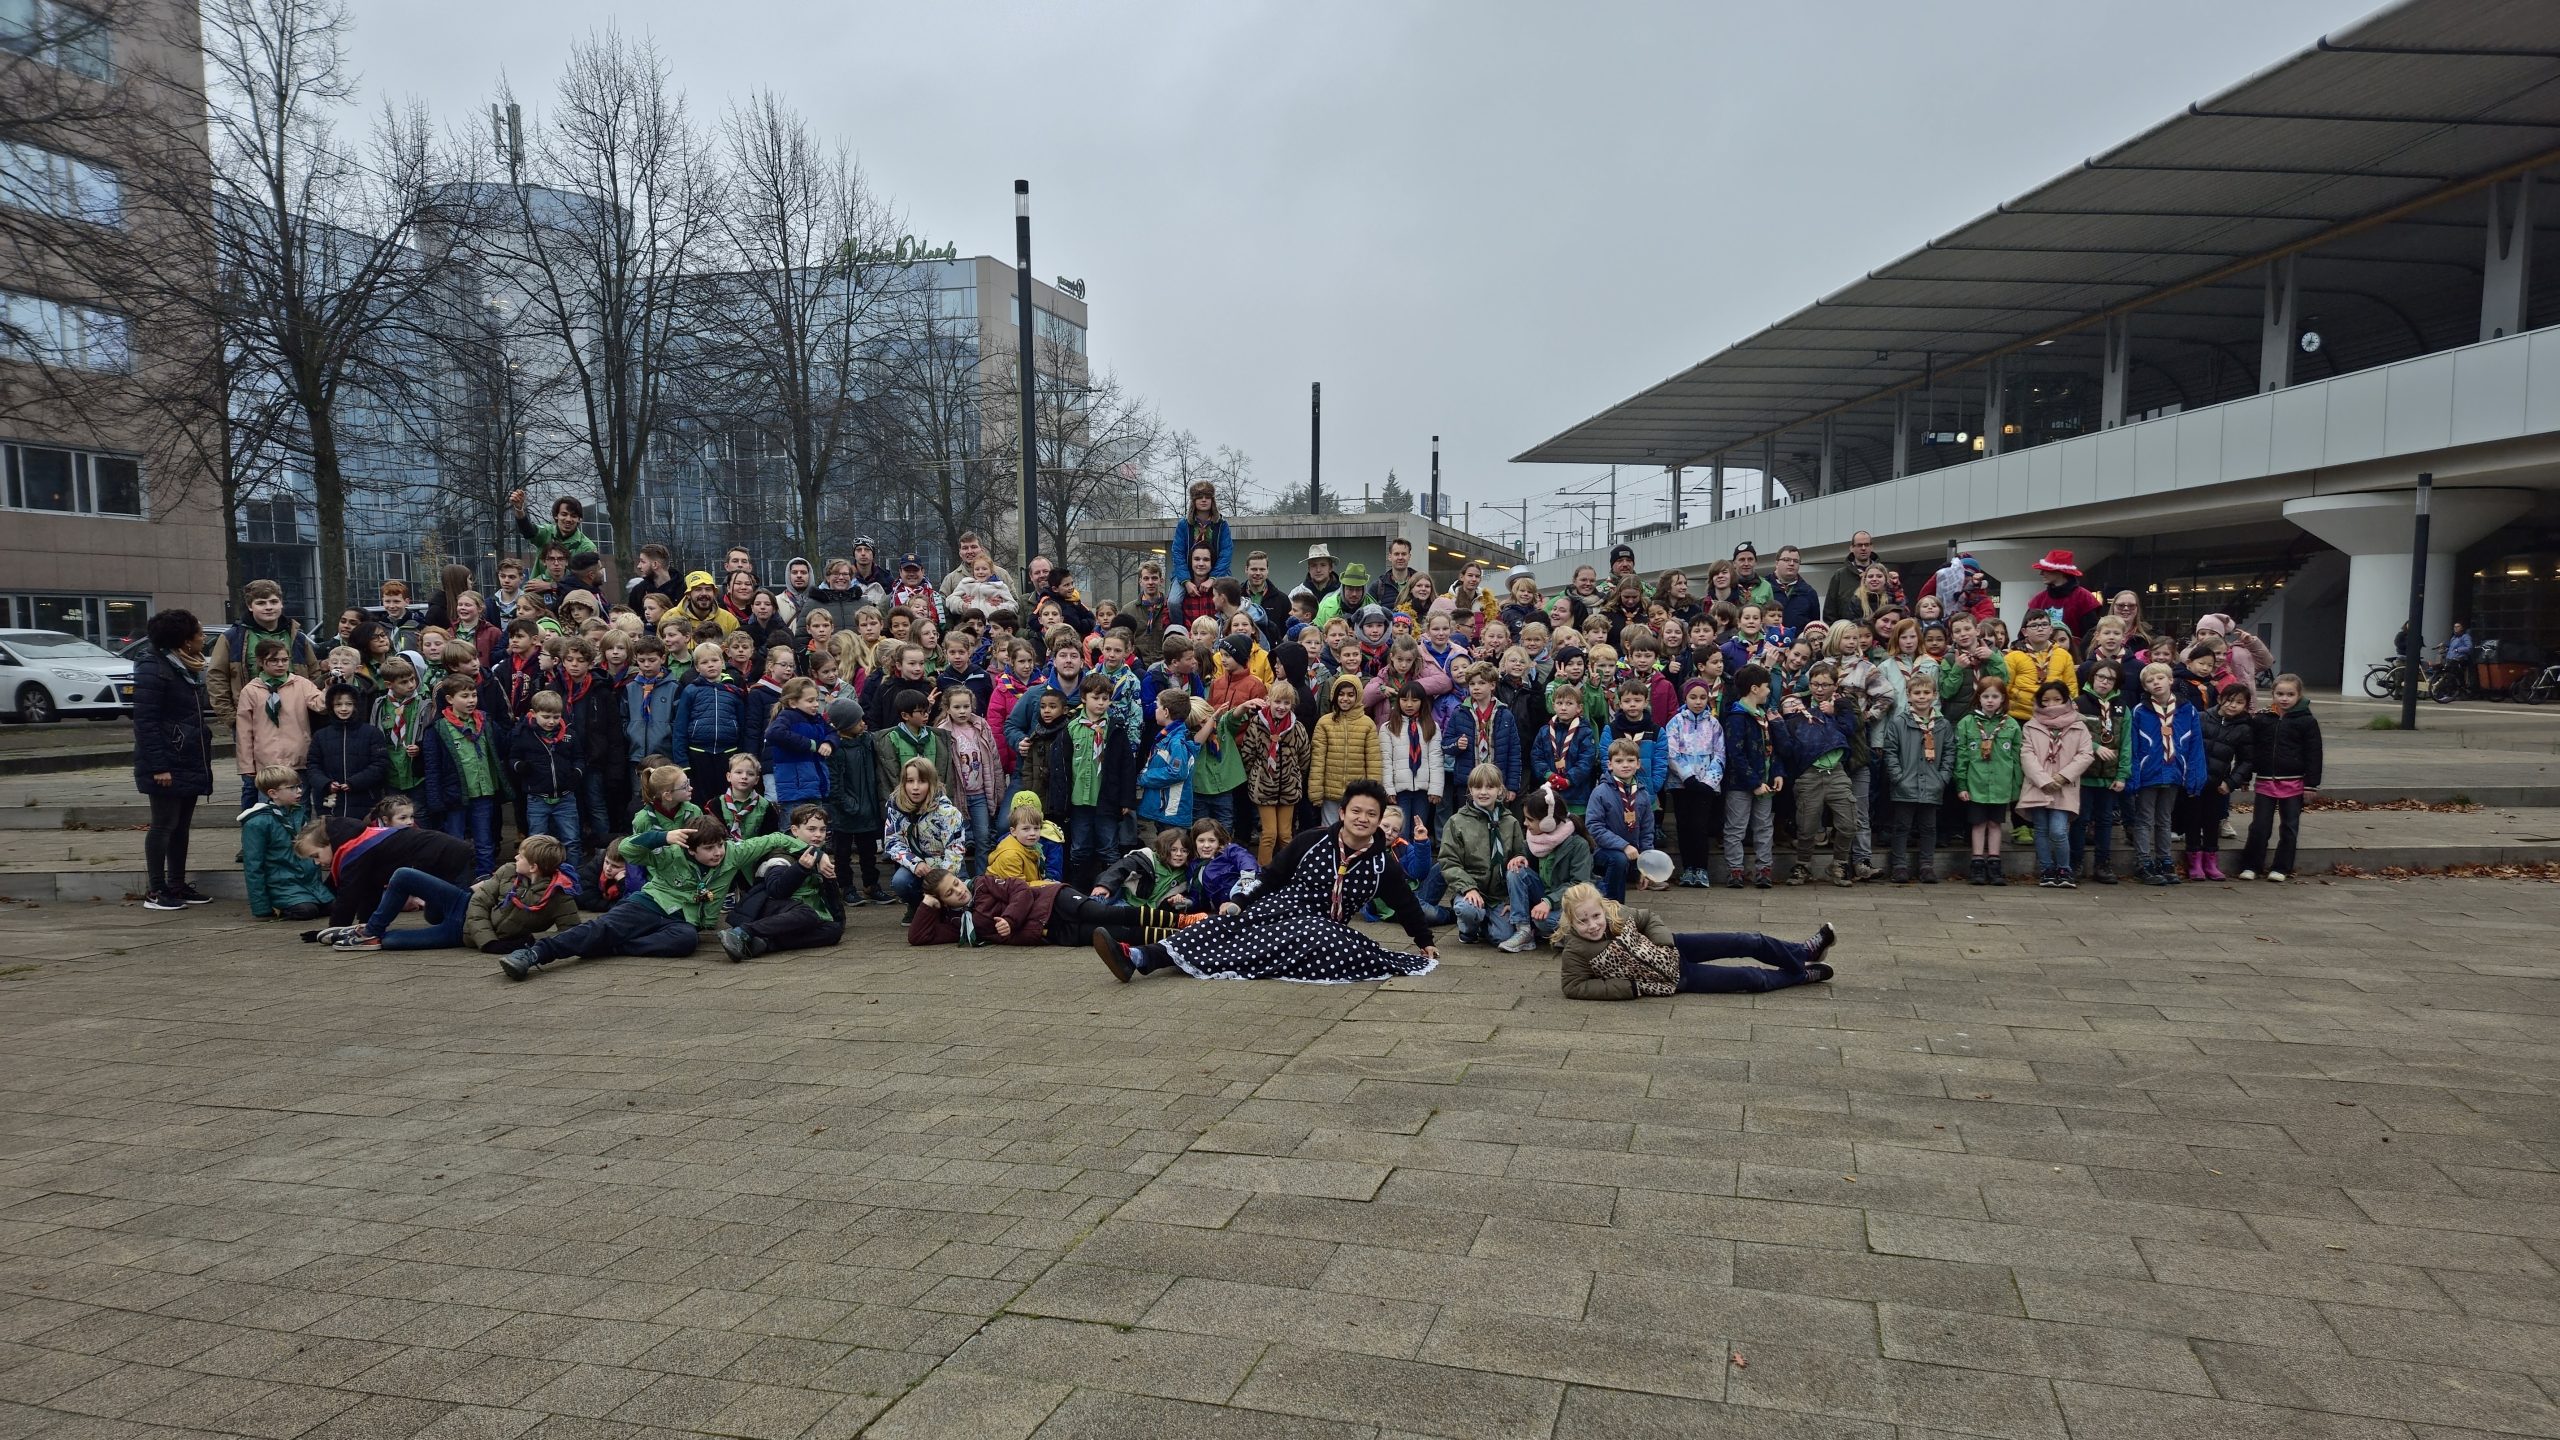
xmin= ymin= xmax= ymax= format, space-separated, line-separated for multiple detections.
xmin=961 ymin=792 xmax=993 ymax=878
xmin=368 ymin=867 xmax=472 ymax=951
xmin=1594 ymin=845 xmax=1632 ymax=901
xmin=1887 ymin=800 xmax=1938 ymax=875
xmin=144 ymin=791 xmax=198 ymax=894
xmin=1451 ymin=866 xmax=1548 ymax=944
xmin=2130 ymin=785 xmax=2178 ymax=867
xmin=526 ymin=792 xmax=583 ymax=872
xmin=438 ymin=795 xmax=499 ymax=877
xmin=2073 ymin=787 xmax=2120 ymax=871
xmin=1673 ymin=931 xmax=1819 ymax=993
xmin=578 ymin=769 xmax=609 ymax=856
xmin=1793 ymin=767 xmax=1856 ymax=874
xmin=890 ymin=866 xmax=924 ymax=907
xmin=1394 ymin=790 xmax=1434 ymax=838
xmin=1195 ymin=789 xmax=1237 ymax=835
xmin=2028 ymin=807 xmax=2074 ymax=873
xmin=2241 ymin=792 xmax=2305 ymax=874
xmin=532 ymin=893 xmax=698 ymax=963
xmin=1722 ymin=789 xmax=1775 ymax=873
xmin=1067 ymin=805 xmax=1115 ymax=887
xmin=1851 ymin=764 xmax=1875 ymax=865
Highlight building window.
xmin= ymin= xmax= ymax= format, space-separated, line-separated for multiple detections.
xmin=1 ymin=290 xmax=131 ymax=371
xmin=704 ymin=495 xmax=735 ymax=526
xmin=0 ymin=0 xmax=111 ymax=80
xmin=2 ymin=440 xmax=144 ymax=517
xmin=242 ymin=496 xmax=305 ymax=545
xmin=0 ymin=140 xmax=118 ymax=224
xmin=3 ymin=592 xmax=151 ymax=645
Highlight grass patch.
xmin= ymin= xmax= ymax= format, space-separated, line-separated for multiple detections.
xmin=2365 ymin=716 xmax=2400 ymax=730
xmin=0 ymin=964 xmax=37 ymax=981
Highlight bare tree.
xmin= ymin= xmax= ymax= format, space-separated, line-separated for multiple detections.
xmin=696 ymin=91 xmax=913 ymax=560
xmin=485 ymin=28 xmax=718 ymax=579
xmin=867 ymin=278 xmax=1006 ymax=568
xmin=994 ymin=329 xmax=1162 ymax=575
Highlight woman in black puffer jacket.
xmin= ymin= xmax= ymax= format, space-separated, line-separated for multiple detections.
xmin=132 ymin=609 xmax=215 ymax=909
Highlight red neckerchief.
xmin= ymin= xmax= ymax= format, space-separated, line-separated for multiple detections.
xmin=1545 ymin=717 xmax=1581 ymax=786
xmin=1405 ymin=721 xmax=1423 ymax=773
xmin=721 ymin=791 xmax=759 ymax=830
xmin=1472 ymin=699 xmax=1498 ymax=743
xmin=1263 ymin=708 xmax=1293 ymax=765
xmin=562 ymin=673 xmax=592 ymax=708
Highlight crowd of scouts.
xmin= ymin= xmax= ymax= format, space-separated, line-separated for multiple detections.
xmin=124 ymin=484 xmax=2321 ymax=996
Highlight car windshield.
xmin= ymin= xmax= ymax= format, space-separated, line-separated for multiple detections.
xmin=4 ymin=633 xmax=116 ymax=660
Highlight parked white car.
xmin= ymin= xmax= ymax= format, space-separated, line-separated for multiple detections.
xmin=0 ymin=629 xmax=136 ymax=723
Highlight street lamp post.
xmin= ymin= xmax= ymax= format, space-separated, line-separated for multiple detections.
xmin=1014 ymin=180 xmax=1039 ymax=571
xmin=2401 ymin=471 xmax=2432 ymax=731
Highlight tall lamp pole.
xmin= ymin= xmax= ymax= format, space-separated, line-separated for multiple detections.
xmin=1429 ymin=435 xmax=1440 ymax=525
xmin=1309 ymin=383 xmax=1322 ymax=515
xmin=2401 ymin=471 xmax=2432 ymax=731
xmin=1013 ymin=180 xmax=1039 ymax=571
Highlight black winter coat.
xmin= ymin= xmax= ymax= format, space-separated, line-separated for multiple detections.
xmin=305 ymin=713 xmax=391 ymax=817
xmin=1043 ymin=713 xmax=1137 ymax=818
xmin=2197 ymin=708 xmax=2255 ymax=792
xmin=132 ymin=647 xmax=213 ymax=799
xmin=507 ymin=721 xmax=587 ymax=798
xmin=2247 ymin=703 xmax=2323 ymax=787
xmin=319 ymin=817 xmax=474 ymax=927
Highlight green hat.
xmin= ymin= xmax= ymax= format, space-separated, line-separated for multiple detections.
xmin=1342 ymin=561 xmax=1371 ymax=587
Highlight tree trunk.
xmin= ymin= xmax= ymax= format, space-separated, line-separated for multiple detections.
xmin=309 ymin=404 xmax=348 ymax=616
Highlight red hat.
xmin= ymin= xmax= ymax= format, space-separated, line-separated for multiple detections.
xmin=2031 ymin=548 xmax=2081 ymax=576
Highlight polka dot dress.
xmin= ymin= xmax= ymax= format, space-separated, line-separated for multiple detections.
xmin=1161 ymin=829 xmax=1437 ymax=984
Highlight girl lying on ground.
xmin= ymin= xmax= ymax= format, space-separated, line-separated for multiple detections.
xmin=1550 ymin=881 xmax=1837 ymax=1000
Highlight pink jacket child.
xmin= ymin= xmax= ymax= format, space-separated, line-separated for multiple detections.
xmin=2018 ymin=699 xmax=2095 ymax=815
xmin=234 ymin=671 xmax=327 ymax=776
xmin=2193 ymin=614 xmax=2275 ymax=693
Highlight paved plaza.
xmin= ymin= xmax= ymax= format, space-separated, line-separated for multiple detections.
xmin=1 ymin=879 xmax=2556 ymax=1440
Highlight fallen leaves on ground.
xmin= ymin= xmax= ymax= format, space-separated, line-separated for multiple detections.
xmin=2299 ymin=797 xmax=2481 ymax=812
xmin=2329 ymin=861 xmax=2560 ymax=881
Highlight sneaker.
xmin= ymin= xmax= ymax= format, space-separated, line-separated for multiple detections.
xmin=1786 ymin=865 xmax=1810 ymax=887
xmin=1804 ymin=922 xmax=1837 ymax=969
xmin=2037 ymin=872 xmax=2057 ymax=889
xmin=2093 ymin=867 xmax=2118 ymax=885
xmin=1855 ymin=862 xmax=1882 ymax=883
xmin=142 ymin=891 xmax=186 ymax=911
xmin=719 ymin=927 xmax=750 ymax=963
xmin=866 ymin=888 xmax=895 ymax=907
xmin=1803 ymin=962 xmax=1835 ymax=984
xmin=1092 ymin=928 xmax=1136 ymax=983
xmin=1830 ymin=867 xmax=1855 ymax=889
xmin=2266 ymin=871 xmax=2287 ymax=883
xmin=1917 ymin=865 xmax=1939 ymax=885
xmin=1889 ymin=866 xmax=1911 ymax=885
xmin=1753 ymin=867 xmax=1775 ymax=890
xmin=1967 ymin=858 xmax=1985 ymax=886
xmin=2057 ymin=872 xmax=2078 ymax=889
xmin=839 ymin=891 xmax=867 ymax=909
xmin=1497 ymin=929 xmax=1539 ymax=954
xmin=333 ymin=933 xmax=382 ymax=951
xmin=1725 ymin=872 xmax=1747 ymax=890
xmin=500 ymin=947 xmax=543 ymax=982
xmin=2222 ymin=819 xmax=2237 ymax=839
xmin=172 ymin=884 xmax=214 ymax=905
xmin=2237 ymin=868 xmax=2258 ymax=881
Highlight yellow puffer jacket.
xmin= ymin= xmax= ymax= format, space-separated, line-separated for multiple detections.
xmin=1308 ymin=677 xmax=1383 ymax=802
xmin=2003 ymin=644 xmax=2078 ymax=721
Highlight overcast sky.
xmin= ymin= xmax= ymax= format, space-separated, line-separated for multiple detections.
xmin=350 ymin=0 xmax=2372 ymax=556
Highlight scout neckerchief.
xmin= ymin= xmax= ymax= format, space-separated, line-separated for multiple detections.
xmin=721 ymin=790 xmax=760 ymax=833
xmin=2150 ymin=698 xmax=2179 ymax=755
xmin=1472 ymin=699 xmax=1499 ymax=753
xmin=1912 ymin=706 xmax=1939 ymax=762
xmin=1544 ymin=716 xmax=1581 ymax=789
xmin=1976 ymin=707 xmax=2000 ymax=760
xmin=2021 ymin=645 xmax=2063 ymax=690
xmin=255 ymin=671 xmax=288 ymax=725
xmin=1329 ymin=830 xmax=1371 ymax=923
xmin=1404 ymin=718 xmax=1424 ymax=775
xmin=382 ymin=691 xmax=423 ymax=749
xmin=1618 ymin=783 xmax=1638 ymax=838
xmin=1262 ymin=706 xmax=1293 ymax=766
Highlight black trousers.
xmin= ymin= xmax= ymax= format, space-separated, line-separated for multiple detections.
xmin=145 ymin=792 xmax=198 ymax=892
xmin=830 ymin=829 xmax=882 ymax=892
xmin=733 ymin=861 xmax=842 ymax=950
xmin=1888 ymin=800 xmax=1939 ymax=874
xmin=1047 ymin=892 xmax=1186 ymax=947
xmin=1670 ymin=781 xmax=1720 ymax=876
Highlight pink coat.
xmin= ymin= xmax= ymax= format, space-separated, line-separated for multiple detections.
xmin=233 ymin=673 xmax=326 ymax=776
xmin=2018 ymin=708 xmax=2094 ymax=813
xmin=1363 ymin=662 xmax=1452 ymax=726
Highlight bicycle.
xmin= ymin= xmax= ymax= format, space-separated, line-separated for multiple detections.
xmin=2517 ymin=662 xmax=2560 ymax=706
xmin=2361 ymin=648 xmax=2460 ymax=704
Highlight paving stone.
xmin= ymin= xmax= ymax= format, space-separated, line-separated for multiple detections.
xmin=2014 ymin=1270 xmax=2344 ymax=1351
xmin=1582 ymin=1273 xmax=1879 ymax=1355
xmin=1004 ymin=1264 xmax=1179 ymax=1326
xmin=864 ymin=1369 xmax=1070 ymax=1440
xmin=2137 ymin=1240 xmax=2457 ymax=1311
xmin=1730 ymin=1240 xmax=2023 ymax=1315
xmin=1028 ymin=1389 xmax=1382 ymax=1440
xmin=1722 ymin=1345 xmax=2069 ymax=1440
xmin=2049 ymin=1380 xmax=2421 ymax=1439
xmin=1553 ymin=1384 xmax=1896 ymax=1439
xmin=1876 ymin=1301 xmax=2216 ymax=1392
xmin=1228 ymin=1344 xmax=1563 ymax=1440
xmin=948 ymin=1315 xmax=1265 ymax=1405
xmin=1139 ymin=1277 xmax=1438 ymax=1360
xmin=2195 ymin=1340 xmax=2560 ymax=1434
xmin=2319 ymin=1300 xmax=2560 ymax=1376
xmin=1228 ymin=1195 xmax=1484 ymax=1256
xmin=1314 ymin=1245 xmax=1592 ymax=1320
xmin=1867 ymin=1212 xmax=2149 ymax=1276
xmin=1416 ymin=1304 xmax=1731 ymax=1400
xmin=1155 ymin=1154 xmax=1390 ymax=1202
xmin=1064 ymin=1222 xmax=1336 ymax=1289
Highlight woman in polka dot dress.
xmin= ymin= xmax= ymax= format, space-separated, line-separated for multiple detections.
xmin=1094 ymin=779 xmax=1438 ymax=983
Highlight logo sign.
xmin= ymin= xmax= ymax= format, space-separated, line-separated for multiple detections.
xmin=1056 ymin=276 xmax=1087 ymax=299
xmin=848 ymin=235 xmax=960 ymax=266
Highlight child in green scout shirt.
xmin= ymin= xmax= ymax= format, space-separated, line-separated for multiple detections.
xmin=420 ymin=675 xmax=505 ymax=878
xmin=502 ymin=816 xmax=732 ymax=980
xmin=1954 ymin=673 xmax=2024 ymax=886
xmin=717 ymin=804 xmax=844 ymax=960
xmin=375 ymin=658 xmax=429 ymax=801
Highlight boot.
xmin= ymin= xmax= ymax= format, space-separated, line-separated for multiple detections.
xmin=2163 ymin=855 xmax=2183 ymax=886
xmin=1967 ymin=857 xmax=1985 ymax=885
xmin=2144 ymin=860 xmax=2172 ymax=887
xmin=1916 ymin=859 xmax=1938 ymax=885
xmin=2092 ymin=861 xmax=2118 ymax=885
xmin=2184 ymin=850 xmax=2206 ymax=881
xmin=1889 ymin=864 xmax=1912 ymax=885
xmin=1986 ymin=856 xmax=2008 ymax=886
xmin=2202 ymin=853 xmax=2226 ymax=881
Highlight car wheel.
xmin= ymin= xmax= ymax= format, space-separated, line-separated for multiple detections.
xmin=15 ymin=683 xmax=57 ymax=725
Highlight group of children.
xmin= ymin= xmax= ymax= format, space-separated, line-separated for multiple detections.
xmin=185 ymin=515 xmax=2324 ymax=987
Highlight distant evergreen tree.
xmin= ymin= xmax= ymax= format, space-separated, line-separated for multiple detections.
xmin=1377 ymin=468 xmax=1414 ymax=514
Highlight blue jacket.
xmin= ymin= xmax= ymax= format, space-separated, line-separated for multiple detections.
xmin=2126 ymin=698 xmax=2208 ymax=793
xmin=1528 ymin=717 xmax=1600 ymax=810
xmin=764 ymin=709 xmax=835 ymax=806
xmin=1190 ymin=841 xmax=1260 ymax=906
xmin=1583 ymin=775 xmax=1656 ymax=856
xmin=672 ymin=674 xmax=750 ymax=767
xmin=621 ymin=671 xmax=678 ymax=763
xmin=1599 ymin=720 xmax=1668 ymax=796
xmin=1170 ymin=515 xmax=1234 ymax=578
xmin=742 ymin=680 xmax=788 ymax=748
xmin=1135 ymin=724 xmax=1199 ymax=827
xmin=1722 ymin=702 xmax=1781 ymax=792
xmin=1774 ymin=702 xmax=1859 ymax=778
xmin=1442 ymin=699 xmax=1523 ymax=795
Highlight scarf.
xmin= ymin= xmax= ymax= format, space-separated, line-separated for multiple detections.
xmin=1911 ymin=707 xmax=1940 ymax=762
xmin=1262 ymin=707 xmax=1295 ymax=766
xmin=720 ymin=791 xmax=762 ymax=833
xmin=1524 ymin=816 xmax=1573 ymax=858
xmin=1543 ymin=717 xmax=1581 ymax=789
xmin=436 ymin=710 xmax=495 ymax=795
xmin=1405 ymin=721 xmax=1424 ymax=775
xmin=255 ymin=672 xmax=288 ymax=725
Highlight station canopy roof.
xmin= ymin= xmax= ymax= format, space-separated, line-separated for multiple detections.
xmin=1515 ymin=0 xmax=2560 ymax=467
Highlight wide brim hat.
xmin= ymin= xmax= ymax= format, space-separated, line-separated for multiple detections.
xmin=2032 ymin=548 xmax=2081 ymax=576
xmin=1304 ymin=544 xmax=1335 ymax=562
xmin=1342 ymin=562 xmax=1371 ymax=586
